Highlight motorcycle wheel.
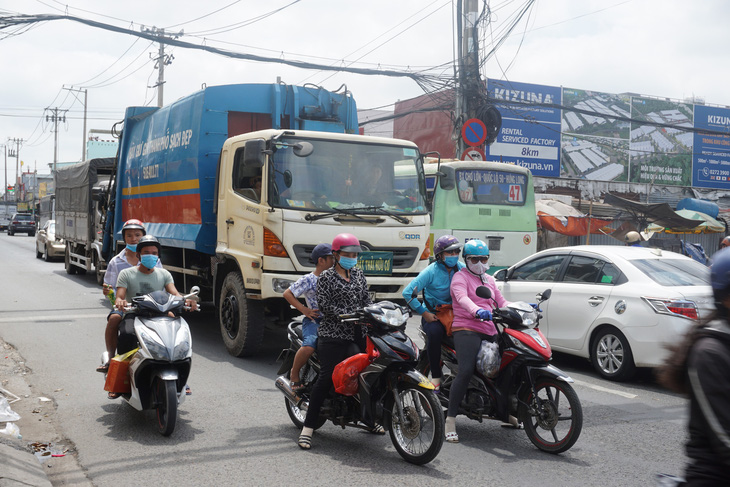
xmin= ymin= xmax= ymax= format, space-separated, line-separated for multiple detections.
xmin=284 ymin=363 xmax=325 ymax=429
xmin=155 ymin=378 xmax=178 ymax=436
xmin=518 ymin=378 xmax=582 ymax=454
xmin=385 ymin=383 xmax=444 ymax=465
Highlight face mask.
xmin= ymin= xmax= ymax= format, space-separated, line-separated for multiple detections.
xmin=467 ymin=261 xmax=488 ymax=275
xmin=444 ymin=256 xmax=459 ymax=267
xmin=140 ymin=254 xmax=159 ymax=269
xmin=126 ymin=244 xmax=137 ymax=252
xmin=338 ymin=256 xmax=358 ymax=270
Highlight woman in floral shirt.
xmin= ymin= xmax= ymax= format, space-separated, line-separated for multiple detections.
xmin=298 ymin=233 xmax=372 ymax=450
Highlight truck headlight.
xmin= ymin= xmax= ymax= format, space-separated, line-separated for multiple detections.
xmin=272 ymin=278 xmax=294 ymax=293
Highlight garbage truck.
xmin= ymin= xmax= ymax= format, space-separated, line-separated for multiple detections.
xmin=104 ymin=83 xmax=431 ymax=357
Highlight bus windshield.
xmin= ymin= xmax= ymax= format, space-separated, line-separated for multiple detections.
xmin=455 ymin=169 xmax=527 ymax=206
xmin=270 ymin=138 xmax=427 ymax=214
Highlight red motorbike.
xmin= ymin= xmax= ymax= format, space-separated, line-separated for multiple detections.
xmin=417 ymin=287 xmax=583 ymax=454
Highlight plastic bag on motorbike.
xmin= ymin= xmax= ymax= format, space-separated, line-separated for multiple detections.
xmin=476 ymin=340 xmax=500 ymax=378
xmin=333 ymin=353 xmax=370 ymax=396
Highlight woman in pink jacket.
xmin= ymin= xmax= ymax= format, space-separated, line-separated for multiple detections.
xmin=445 ymin=239 xmax=509 ymax=443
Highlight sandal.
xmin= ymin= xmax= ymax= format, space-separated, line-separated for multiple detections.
xmin=185 ymin=385 xmax=192 ymax=396
xmin=370 ymin=424 xmax=385 ymax=435
xmin=108 ymin=392 xmax=121 ymax=400
xmin=96 ymin=363 xmax=109 ymax=374
xmin=291 ymin=381 xmax=305 ymax=393
xmin=501 ymin=416 xmax=523 ymax=429
xmin=298 ymin=434 xmax=312 ymax=450
xmin=445 ymin=431 xmax=459 ymax=443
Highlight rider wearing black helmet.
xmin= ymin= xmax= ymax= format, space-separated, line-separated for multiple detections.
xmin=657 ymin=247 xmax=730 ymax=483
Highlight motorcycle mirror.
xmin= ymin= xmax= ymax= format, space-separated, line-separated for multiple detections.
xmin=184 ymin=286 xmax=201 ymax=301
xmin=475 ymin=286 xmax=492 ymax=300
xmin=537 ymin=289 xmax=552 ymax=301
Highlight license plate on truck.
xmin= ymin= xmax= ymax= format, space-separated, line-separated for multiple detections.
xmin=358 ymin=251 xmax=393 ymax=276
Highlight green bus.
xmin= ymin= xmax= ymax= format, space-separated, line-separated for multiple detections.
xmin=423 ymin=160 xmax=537 ymax=273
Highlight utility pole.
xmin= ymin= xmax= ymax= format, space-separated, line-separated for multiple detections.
xmin=1 ymin=143 xmax=6 ymax=202
xmin=63 ymin=86 xmax=88 ymax=161
xmin=455 ymin=0 xmax=481 ymax=157
xmin=7 ymin=138 xmax=22 ymax=202
xmin=141 ymin=26 xmax=182 ymax=107
xmin=45 ymin=108 xmax=68 ymax=176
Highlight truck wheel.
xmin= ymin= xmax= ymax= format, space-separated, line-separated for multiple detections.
xmin=219 ymin=272 xmax=265 ymax=357
xmin=65 ymin=246 xmax=78 ymax=275
xmin=94 ymin=254 xmax=104 ymax=285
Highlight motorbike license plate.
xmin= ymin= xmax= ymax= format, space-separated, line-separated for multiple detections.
xmin=358 ymin=251 xmax=393 ymax=276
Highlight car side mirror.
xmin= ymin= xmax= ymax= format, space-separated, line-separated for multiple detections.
xmin=493 ymin=269 xmax=507 ymax=281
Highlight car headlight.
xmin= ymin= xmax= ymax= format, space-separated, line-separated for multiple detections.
xmin=372 ymin=307 xmax=408 ymax=327
xmin=272 ymin=278 xmax=294 ymax=294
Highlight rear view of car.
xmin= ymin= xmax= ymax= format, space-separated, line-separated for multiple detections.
xmin=8 ymin=213 xmax=35 ymax=236
xmin=36 ymin=220 xmax=64 ymax=261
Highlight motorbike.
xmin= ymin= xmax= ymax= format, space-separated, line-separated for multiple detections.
xmin=416 ymin=286 xmax=583 ymax=454
xmin=100 ymin=287 xmax=199 ymax=436
xmin=275 ymin=300 xmax=444 ymax=465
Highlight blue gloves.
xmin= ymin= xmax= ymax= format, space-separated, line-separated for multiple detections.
xmin=476 ymin=309 xmax=492 ymax=321
xmin=529 ymin=303 xmax=538 ymax=309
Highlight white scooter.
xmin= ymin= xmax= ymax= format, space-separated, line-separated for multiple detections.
xmin=101 ymin=287 xmax=199 ymax=436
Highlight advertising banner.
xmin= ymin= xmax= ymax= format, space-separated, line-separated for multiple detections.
xmin=486 ymin=79 xmax=561 ymax=177
xmin=692 ymin=104 xmax=730 ymax=189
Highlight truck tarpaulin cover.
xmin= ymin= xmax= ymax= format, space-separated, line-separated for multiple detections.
xmin=393 ymin=89 xmax=455 ymax=159
xmin=55 ymin=158 xmax=115 ymax=214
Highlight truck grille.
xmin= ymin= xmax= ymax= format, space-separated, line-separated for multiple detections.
xmin=292 ymin=243 xmax=420 ymax=269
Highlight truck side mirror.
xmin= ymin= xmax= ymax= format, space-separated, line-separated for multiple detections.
xmin=243 ymin=139 xmax=266 ymax=168
xmin=439 ymin=166 xmax=455 ymax=190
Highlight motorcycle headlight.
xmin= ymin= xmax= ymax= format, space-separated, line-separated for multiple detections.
xmin=372 ymin=307 xmax=408 ymax=327
xmin=172 ymin=327 xmax=191 ymax=361
xmin=138 ymin=327 xmax=170 ymax=360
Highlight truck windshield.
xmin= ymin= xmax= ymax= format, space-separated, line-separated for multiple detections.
xmin=270 ymin=138 xmax=427 ymax=214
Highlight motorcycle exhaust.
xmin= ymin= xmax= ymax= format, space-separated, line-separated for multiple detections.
xmin=275 ymin=375 xmax=304 ymax=407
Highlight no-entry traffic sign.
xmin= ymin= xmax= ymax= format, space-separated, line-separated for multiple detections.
xmin=461 ymin=118 xmax=487 ymax=147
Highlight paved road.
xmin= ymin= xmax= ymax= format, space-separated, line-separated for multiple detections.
xmin=0 ymin=233 xmax=689 ymax=485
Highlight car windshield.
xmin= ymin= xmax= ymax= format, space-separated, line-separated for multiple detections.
xmin=15 ymin=215 xmax=32 ymax=221
xmin=269 ymin=138 xmax=427 ymax=214
xmin=630 ymin=258 xmax=710 ymax=286
xmin=48 ymin=222 xmax=55 ymax=233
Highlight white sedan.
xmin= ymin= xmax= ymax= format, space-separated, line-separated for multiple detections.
xmin=493 ymin=245 xmax=712 ymax=381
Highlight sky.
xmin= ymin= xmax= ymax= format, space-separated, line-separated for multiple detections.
xmin=1 ymin=0 xmax=729 ymax=191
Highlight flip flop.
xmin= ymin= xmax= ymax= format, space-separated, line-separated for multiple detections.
xmin=96 ymin=363 xmax=109 ymax=374
xmin=291 ymin=381 xmax=305 ymax=392
xmin=445 ymin=431 xmax=459 ymax=443
xmin=108 ymin=392 xmax=121 ymax=399
xmin=369 ymin=424 xmax=385 ymax=435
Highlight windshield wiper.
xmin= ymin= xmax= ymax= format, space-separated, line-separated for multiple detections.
xmin=356 ymin=206 xmax=410 ymax=224
xmin=304 ymin=207 xmax=369 ymax=222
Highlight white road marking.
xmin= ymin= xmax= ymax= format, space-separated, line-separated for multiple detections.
xmin=573 ymin=379 xmax=638 ymax=399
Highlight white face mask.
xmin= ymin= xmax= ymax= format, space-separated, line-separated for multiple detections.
xmin=467 ymin=261 xmax=489 ymax=275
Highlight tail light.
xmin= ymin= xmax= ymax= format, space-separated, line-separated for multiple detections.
xmin=643 ymin=297 xmax=699 ymax=320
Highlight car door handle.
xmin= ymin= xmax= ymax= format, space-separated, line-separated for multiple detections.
xmin=588 ymin=296 xmax=604 ymax=307
xmin=226 ymin=218 xmax=234 ymax=225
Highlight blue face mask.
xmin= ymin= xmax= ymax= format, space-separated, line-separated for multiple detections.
xmin=126 ymin=244 xmax=137 ymax=252
xmin=140 ymin=254 xmax=159 ymax=269
xmin=444 ymin=256 xmax=459 ymax=267
xmin=338 ymin=256 xmax=358 ymax=270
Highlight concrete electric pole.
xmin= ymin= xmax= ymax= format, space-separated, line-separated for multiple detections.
xmin=456 ymin=0 xmax=481 ymax=157
xmin=63 ymin=86 xmax=88 ymax=161
xmin=45 ymin=108 xmax=68 ymax=176
xmin=7 ymin=138 xmax=22 ymax=202
xmin=141 ymin=27 xmax=182 ymax=107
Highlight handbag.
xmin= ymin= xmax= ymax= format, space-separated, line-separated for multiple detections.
xmin=434 ymin=304 xmax=455 ymax=336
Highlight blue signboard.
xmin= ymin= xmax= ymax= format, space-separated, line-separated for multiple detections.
xmin=692 ymin=104 xmax=730 ymax=189
xmin=486 ymin=79 xmax=561 ymax=177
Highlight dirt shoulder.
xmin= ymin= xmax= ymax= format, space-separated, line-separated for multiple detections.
xmin=1 ymin=338 xmax=93 ymax=486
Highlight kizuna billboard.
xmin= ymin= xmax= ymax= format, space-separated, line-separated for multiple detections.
xmin=485 ymin=80 xmax=562 ymax=177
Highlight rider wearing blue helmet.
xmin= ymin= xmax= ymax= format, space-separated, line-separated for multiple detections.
xmin=658 ymin=247 xmax=730 ymax=484
xmin=445 ymin=239 xmax=510 ymax=443
xmin=403 ymin=235 xmax=465 ymax=391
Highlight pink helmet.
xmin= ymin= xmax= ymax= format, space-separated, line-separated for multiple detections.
xmin=332 ymin=233 xmax=362 ymax=253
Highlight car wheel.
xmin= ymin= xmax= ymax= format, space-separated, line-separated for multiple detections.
xmin=591 ymin=327 xmax=635 ymax=381
xmin=36 ymin=244 xmax=42 ymax=259
xmin=43 ymin=245 xmax=50 ymax=262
